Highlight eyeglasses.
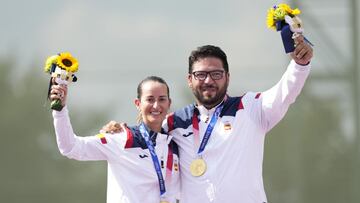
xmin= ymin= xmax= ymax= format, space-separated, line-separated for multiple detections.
xmin=192 ymin=70 xmax=225 ymax=81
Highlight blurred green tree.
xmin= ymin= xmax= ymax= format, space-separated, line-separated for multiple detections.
xmin=0 ymin=57 xmax=109 ymax=203
xmin=0 ymin=56 xmax=357 ymax=203
xmin=264 ymin=86 xmax=354 ymax=203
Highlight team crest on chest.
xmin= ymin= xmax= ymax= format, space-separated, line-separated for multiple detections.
xmin=174 ymin=161 xmax=179 ymax=171
xmin=223 ymin=121 xmax=232 ymax=131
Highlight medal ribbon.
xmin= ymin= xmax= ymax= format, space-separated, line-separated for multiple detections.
xmin=192 ymin=103 xmax=224 ymax=156
xmin=139 ymin=123 xmax=167 ymax=199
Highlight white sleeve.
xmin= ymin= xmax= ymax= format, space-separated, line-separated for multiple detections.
xmin=259 ymin=60 xmax=310 ymax=131
xmin=166 ymin=160 xmax=180 ymax=203
xmin=52 ymin=106 xmax=127 ymax=161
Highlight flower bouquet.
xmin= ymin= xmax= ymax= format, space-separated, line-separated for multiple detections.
xmin=267 ymin=3 xmax=313 ymax=53
xmin=44 ymin=52 xmax=79 ymax=111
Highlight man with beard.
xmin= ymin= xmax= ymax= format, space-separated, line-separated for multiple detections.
xmin=103 ymin=35 xmax=313 ymax=203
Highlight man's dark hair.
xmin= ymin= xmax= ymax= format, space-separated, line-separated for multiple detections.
xmin=188 ymin=45 xmax=229 ymax=74
xmin=137 ymin=76 xmax=170 ymax=99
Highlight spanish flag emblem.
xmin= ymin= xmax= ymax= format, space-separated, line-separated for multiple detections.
xmin=96 ymin=133 xmax=107 ymax=144
xmin=174 ymin=162 xmax=179 ymax=171
xmin=224 ymin=122 xmax=232 ymax=131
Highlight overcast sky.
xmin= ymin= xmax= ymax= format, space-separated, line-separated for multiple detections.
xmin=1 ymin=0 xmax=354 ymax=125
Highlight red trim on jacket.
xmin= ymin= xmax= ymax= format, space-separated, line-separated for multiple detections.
xmin=238 ymin=97 xmax=244 ymax=110
xmin=124 ymin=127 xmax=134 ymax=148
xmin=167 ymin=113 xmax=174 ymax=132
xmin=166 ymin=145 xmax=173 ymax=171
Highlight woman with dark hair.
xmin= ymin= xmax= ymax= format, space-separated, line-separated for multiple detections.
xmin=50 ymin=76 xmax=179 ymax=203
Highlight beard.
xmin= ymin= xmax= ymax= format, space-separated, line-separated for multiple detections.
xmin=192 ymin=82 xmax=228 ymax=109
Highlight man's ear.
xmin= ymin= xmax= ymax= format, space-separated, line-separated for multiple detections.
xmin=187 ymin=74 xmax=193 ymax=88
xmin=134 ymin=98 xmax=141 ymax=110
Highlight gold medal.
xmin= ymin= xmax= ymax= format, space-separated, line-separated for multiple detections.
xmin=190 ymin=158 xmax=207 ymax=177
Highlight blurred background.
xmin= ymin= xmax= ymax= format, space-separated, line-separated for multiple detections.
xmin=1 ymin=0 xmax=359 ymax=202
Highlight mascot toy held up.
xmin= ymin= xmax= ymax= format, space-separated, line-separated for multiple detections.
xmin=44 ymin=52 xmax=79 ymax=111
xmin=267 ymin=3 xmax=313 ymax=53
